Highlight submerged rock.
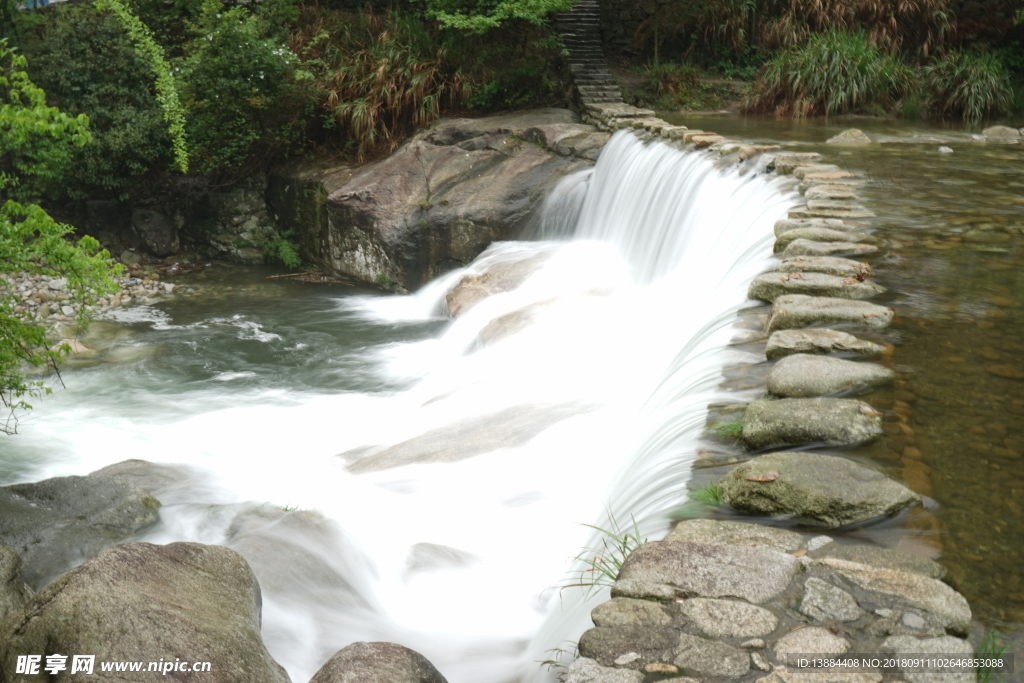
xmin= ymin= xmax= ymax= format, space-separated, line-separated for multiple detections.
xmin=0 ymin=472 xmax=161 ymax=588
xmin=719 ymin=451 xmax=920 ymax=527
xmin=782 ymin=239 xmax=880 ymax=258
xmin=767 ymin=354 xmax=895 ymax=397
xmin=0 ymin=542 xmax=291 ymax=683
xmin=764 ymin=295 xmax=894 ymax=334
xmin=445 ymin=251 xmax=551 ymax=316
xmin=767 ymin=255 xmax=873 ymax=278
xmin=766 ymin=329 xmax=885 ymax=360
xmin=749 ymin=271 xmax=885 ymax=302
xmin=741 ymin=398 xmax=884 ymax=450
xmin=827 ymin=129 xmax=872 ymax=145
xmin=309 ymin=642 xmax=447 ymax=683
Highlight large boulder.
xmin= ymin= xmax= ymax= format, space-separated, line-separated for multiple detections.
xmin=827 ymin=129 xmax=873 ymax=144
xmin=0 ymin=472 xmax=161 ymax=588
xmin=766 ymin=354 xmax=895 ymax=396
xmin=765 ymin=329 xmax=885 ymax=360
xmin=274 ymin=110 xmax=597 ymax=290
xmin=981 ymin=125 xmax=1021 ymax=139
xmin=748 ymin=271 xmax=885 ymax=302
xmin=0 ymin=542 xmax=291 ymax=683
xmin=741 ymin=398 xmax=884 ymax=450
xmin=131 ymin=208 xmax=179 ymax=257
xmin=309 ymin=642 xmax=447 ymax=683
xmin=0 ymin=546 xmax=31 ymax=621
xmin=719 ymin=451 xmax=920 ymax=527
xmin=765 ymin=295 xmax=894 ymax=334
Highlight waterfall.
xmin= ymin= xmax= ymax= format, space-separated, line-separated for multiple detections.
xmin=2 ymin=131 xmax=796 ymax=683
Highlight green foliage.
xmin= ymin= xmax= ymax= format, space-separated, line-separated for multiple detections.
xmin=976 ymin=630 xmax=1009 ymax=683
xmin=424 ymin=0 xmax=574 ymax=32
xmin=375 ymin=273 xmax=394 ymax=286
xmin=709 ymin=419 xmax=744 ymax=438
xmin=923 ymin=50 xmax=1014 ymax=123
xmin=1 ymin=44 xmax=121 ymax=433
xmin=18 ymin=4 xmax=173 ymax=200
xmin=622 ymin=62 xmax=735 ymax=110
xmin=690 ymin=481 xmax=723 ymax=504
xmin=95 ymin=0 xmax=189 ymax=173
xmin=540 ymin=643 xmax=578 ymax=683
xmin=563 ymin=517 xmax=646 ymax=598
xmin=266 ymin=229 xmax=301 ymax=268
xmin=745 ymin=31 xmax=916 ymax=116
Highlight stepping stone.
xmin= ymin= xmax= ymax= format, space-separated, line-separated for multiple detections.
xmin=781 ymin=239 xmax=880 ymax=258
xmin=739 ymin=144 xmax=780 ymax=160
xmin=792 ymin=164 xmax=841 ymax=179
xmin=682 ymin=130 xmax=706 ymax=142
xmin=799 ymin=177 xmax=866 ymax=192
xmin=806 ymin=199 xmax=869 ymax=212
xmin=774 ymin=218 xmax=848 ymax=237
xmin=789 ymin=206 xmax=876 ymax=219
xmin=767 ymin=354 xmax=895 ymax=397
xmin=665 ymin=518 xmax=804 ymax=553
xmin=765 ymin=329 xmax=885 ymax=360
xmin=809 ymin=543 xmax=945 ymax=579
xmin=827 ymin=128 xmax=872 ymax=144
xmin=764 ymin=295 xmax=894 ymax=334
xmin=800 ymin=170 xmax=859 ymax=181
xmin=693 ymin=135 xmax=725 ymax=148
xmin=774 ymin=228 xmax=878 ymax=253
xmin=772 ymin=153 xmax=822 ymax=174
xmin=766 ymin=255 xmax=872 ymax=278
xmin=740 ymin=397 xmax=884 ymax=449
xmin=805 ymin=184 xmax=860 ymax=200
xmin=749 ymin=271 xmax=885 ymax=302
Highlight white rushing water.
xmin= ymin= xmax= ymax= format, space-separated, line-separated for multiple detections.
xmin=2 ymin=132 xmax=795 ymax=682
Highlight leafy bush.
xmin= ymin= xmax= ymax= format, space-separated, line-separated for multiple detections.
xmin=924 ymin=50 xmax=1014 ymax=122
xmin=423 ymin=0 xmax=574 ymax=32
xmin=622 ymin=63 xmax=734 ymax=110
xmin=745 ymin=30 xmax=916 ymax=116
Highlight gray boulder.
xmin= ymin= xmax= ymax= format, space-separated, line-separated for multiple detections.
xmin=0 ymin=472 xmax=161 ymax=588
xmin=0 ymin=546 xmax=31 ymax=621
xmin=765 ymin=295 xmax=894 ymax=334
xmin=672 ymin=634 xmax=750 ymax=678
xmin=774 ymin=228 xmax=878 ymax=253
xmin=781 ymin=239 xmax=880 ymax=258
xmin=749 ymin=272 xmax=885 ymax=302
xmin=767 ymin=256 xmax=872 ymax=278
xmin=446 ymin=251 xmax=550 ymax=316
xmin=578 ymin=625 xmax=678 ymax=669
xmin=719 ymin=452 xmax=920 ymax=527
xmin=827 ymin=129 xmax=873 ymax=144
xmin=131 ymin=209 xmax=179 ymax=257
xmin=664 ymin=519 xmax=804 ymax=553
xmin=774 ymin=218 xmax=847 ymax=237
xmin=800 ymin=577 xmax=864 ymax=622
xmin=882 ymin=636 xmax=973 ymax=683
xmin=566 ymin=658 xmax=644 ymax=683
xmin=309 ymin=642 xmax=446 ymax=683
xmin=766 ymin=329 xmax=885 ymax=360
xmin=677 ymin=597 xmax=778 ymax=637
xmin=805 ymin=185 xmax=860 ymax=201
xmin=612 ymin=540 xmax=800 ymax=604
xmin=0 ymin=542 xmax=291 ymax=683
xmin=767 ymin=354 xmax=895 ymax=397
xmin=741 ymin=398 xmax=884 ymax=450
xmin=809 ymin=543 xmax=945 ymax=579
xmin=775 ymin=626 xmax=850 ymax=658
xmin=981 ymin=125 xmax=1021 ymax=139
xmin=591 ymin=598 xmax=671 ymax=627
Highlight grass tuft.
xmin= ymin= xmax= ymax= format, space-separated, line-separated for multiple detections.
xmin=977 ymin=630 xmax=1009 ymax=683
xmin=690 ymin=481 xmax=723 ymax=504
xmin=924 ymin=51 xmax=1014 ymax=123
xmin=562 ymin=517 xmax=646 ymax=598
xmin=709 ymin=419 xmax=744 ymax=439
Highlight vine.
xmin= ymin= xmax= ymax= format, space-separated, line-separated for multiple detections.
xmin=94 ymin=0 xmax=189 ymax=173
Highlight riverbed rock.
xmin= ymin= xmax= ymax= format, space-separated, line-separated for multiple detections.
xmin=665 ymin=518 xmax=804 ymax=553
xmin=0 ymin=546 xmax=31 ymax=621
xmin=0 ymin=472 xmax=161 ymax=588
xmin=800 ymin=577 xmax=865 ymax=622
xmin=809 ymin=543 xmax=945 ymax=580
xmin=672 ymin=634 xmax=750 ymax=677
xmin=579 ymin=625 xmax=679 ymax=668
xmin=881 ymin=636 xmax=973 ymax=683
xmin=767 ymin=256 xmax=873 ymax=278
xmin=131 ymin=208 xmax=179 ymax=257
xmin=566 ymin=657 xmax=644 ymax=683
xmin=774 ymin=228 xmax=878 ymax=253
xmin=827 ymin=129 xmax=872 ymax=145
xmin=309 ymin=642 xmax=447 ymax=683
xmin=274 ymin=109 xmax=595 ymax=289
xmin=981 ymin=125 xmax=1021 ymax=139
xmin=592 ymin=598 xmax=672 ymax=627
xmin=677 ymin=597 xmax=778 ymax=637
xmin=817 ymin=558 xmax=971 ymax=635
xmin=612 ymin=540 xmax=800 ymax=603
xmin=749 ymin=271 xmax=885 ymax=302
xmin=720 ymin=452 xmax=919 ymax=526
xmin=741 ymin=398 xmax=884 ymax=450
xmin=445 ymin=251 xmax=551 ymax=316
xmin=774 ymin=218 xmax=848 ymax=237
xmin=782 ymin=239 xmax=880 ymax=258
xmin=776 ymin=626 xmax=850 ymax=658
xmin=767 ymin=354 xmax=895 ymax=396
xmin=766 ymin=329 xmax=885 ymax=360
xmin=0 ymin=542 xmax=291 ymax=683
xmin=764 ymin=295 xmax=894 ymax=334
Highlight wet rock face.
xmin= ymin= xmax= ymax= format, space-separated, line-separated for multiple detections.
xmin=719 ymin=451 xmax=920 ymax=527
xmin=765 ymin=329 xmax=884 ymax=360
xmin=0 ymin=542 xmax=291 ymax=683
xmin=445 ymin=251 xmax=552 ymax=316
xmin=741 ymin=398 xmax=884 ymax=450
xmin=309 ymin=642 xmax=447 ymax=683
xmin=766 ymin=354 xmax=895 ymax=397
xmin=131 ymin=209 xmax=179 ymax=257
xmin=0 ymin=546 xmax=31 ymax=621
xmin=576 ymin=520 xmax=975 ymax=682
xmin=0 ymin=472 xmax=161 ymax=588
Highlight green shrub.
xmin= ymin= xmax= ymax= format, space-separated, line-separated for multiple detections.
xmin=745 ymin=30 xmax=916 ymax=116
xmin=924 ymin=50 xmax=1014 ymax=122
xmin=624 ymin=63 xmax=701 ymax=109
xmin=709 ymin=419 xmax=744 ymax=439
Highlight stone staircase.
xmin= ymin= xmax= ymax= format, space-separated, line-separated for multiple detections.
xmin=554 ymin=0 xmax=623 ymax=106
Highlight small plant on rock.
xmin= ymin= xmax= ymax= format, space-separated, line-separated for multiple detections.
xmin=563 ymin=516 xmax=646 ymax=598
xmin=710 ymin=419 xmax=744 ymax=439
xmin=690 ymin=480 xmax=723 ymax=504
xmin=977 ymin=630 xmax=1009 ymax=683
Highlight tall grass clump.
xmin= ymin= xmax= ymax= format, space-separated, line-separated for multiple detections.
xmin=924 ymin=50 xmax=1014 ymax=122
xmin=745 ymin=30 xmax=916 ymax=116
xmin=290 ymin=7 xmax=469 ymax=160
xmin=562 ymin=517 xmax=645 ymax=598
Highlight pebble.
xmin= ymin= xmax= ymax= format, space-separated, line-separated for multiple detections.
xmin=938 ymin=146 xmax=953 ymax=154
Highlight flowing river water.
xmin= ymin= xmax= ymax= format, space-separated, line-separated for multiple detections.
xmin=2 ymin=120 xmax=1023 ymax=681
